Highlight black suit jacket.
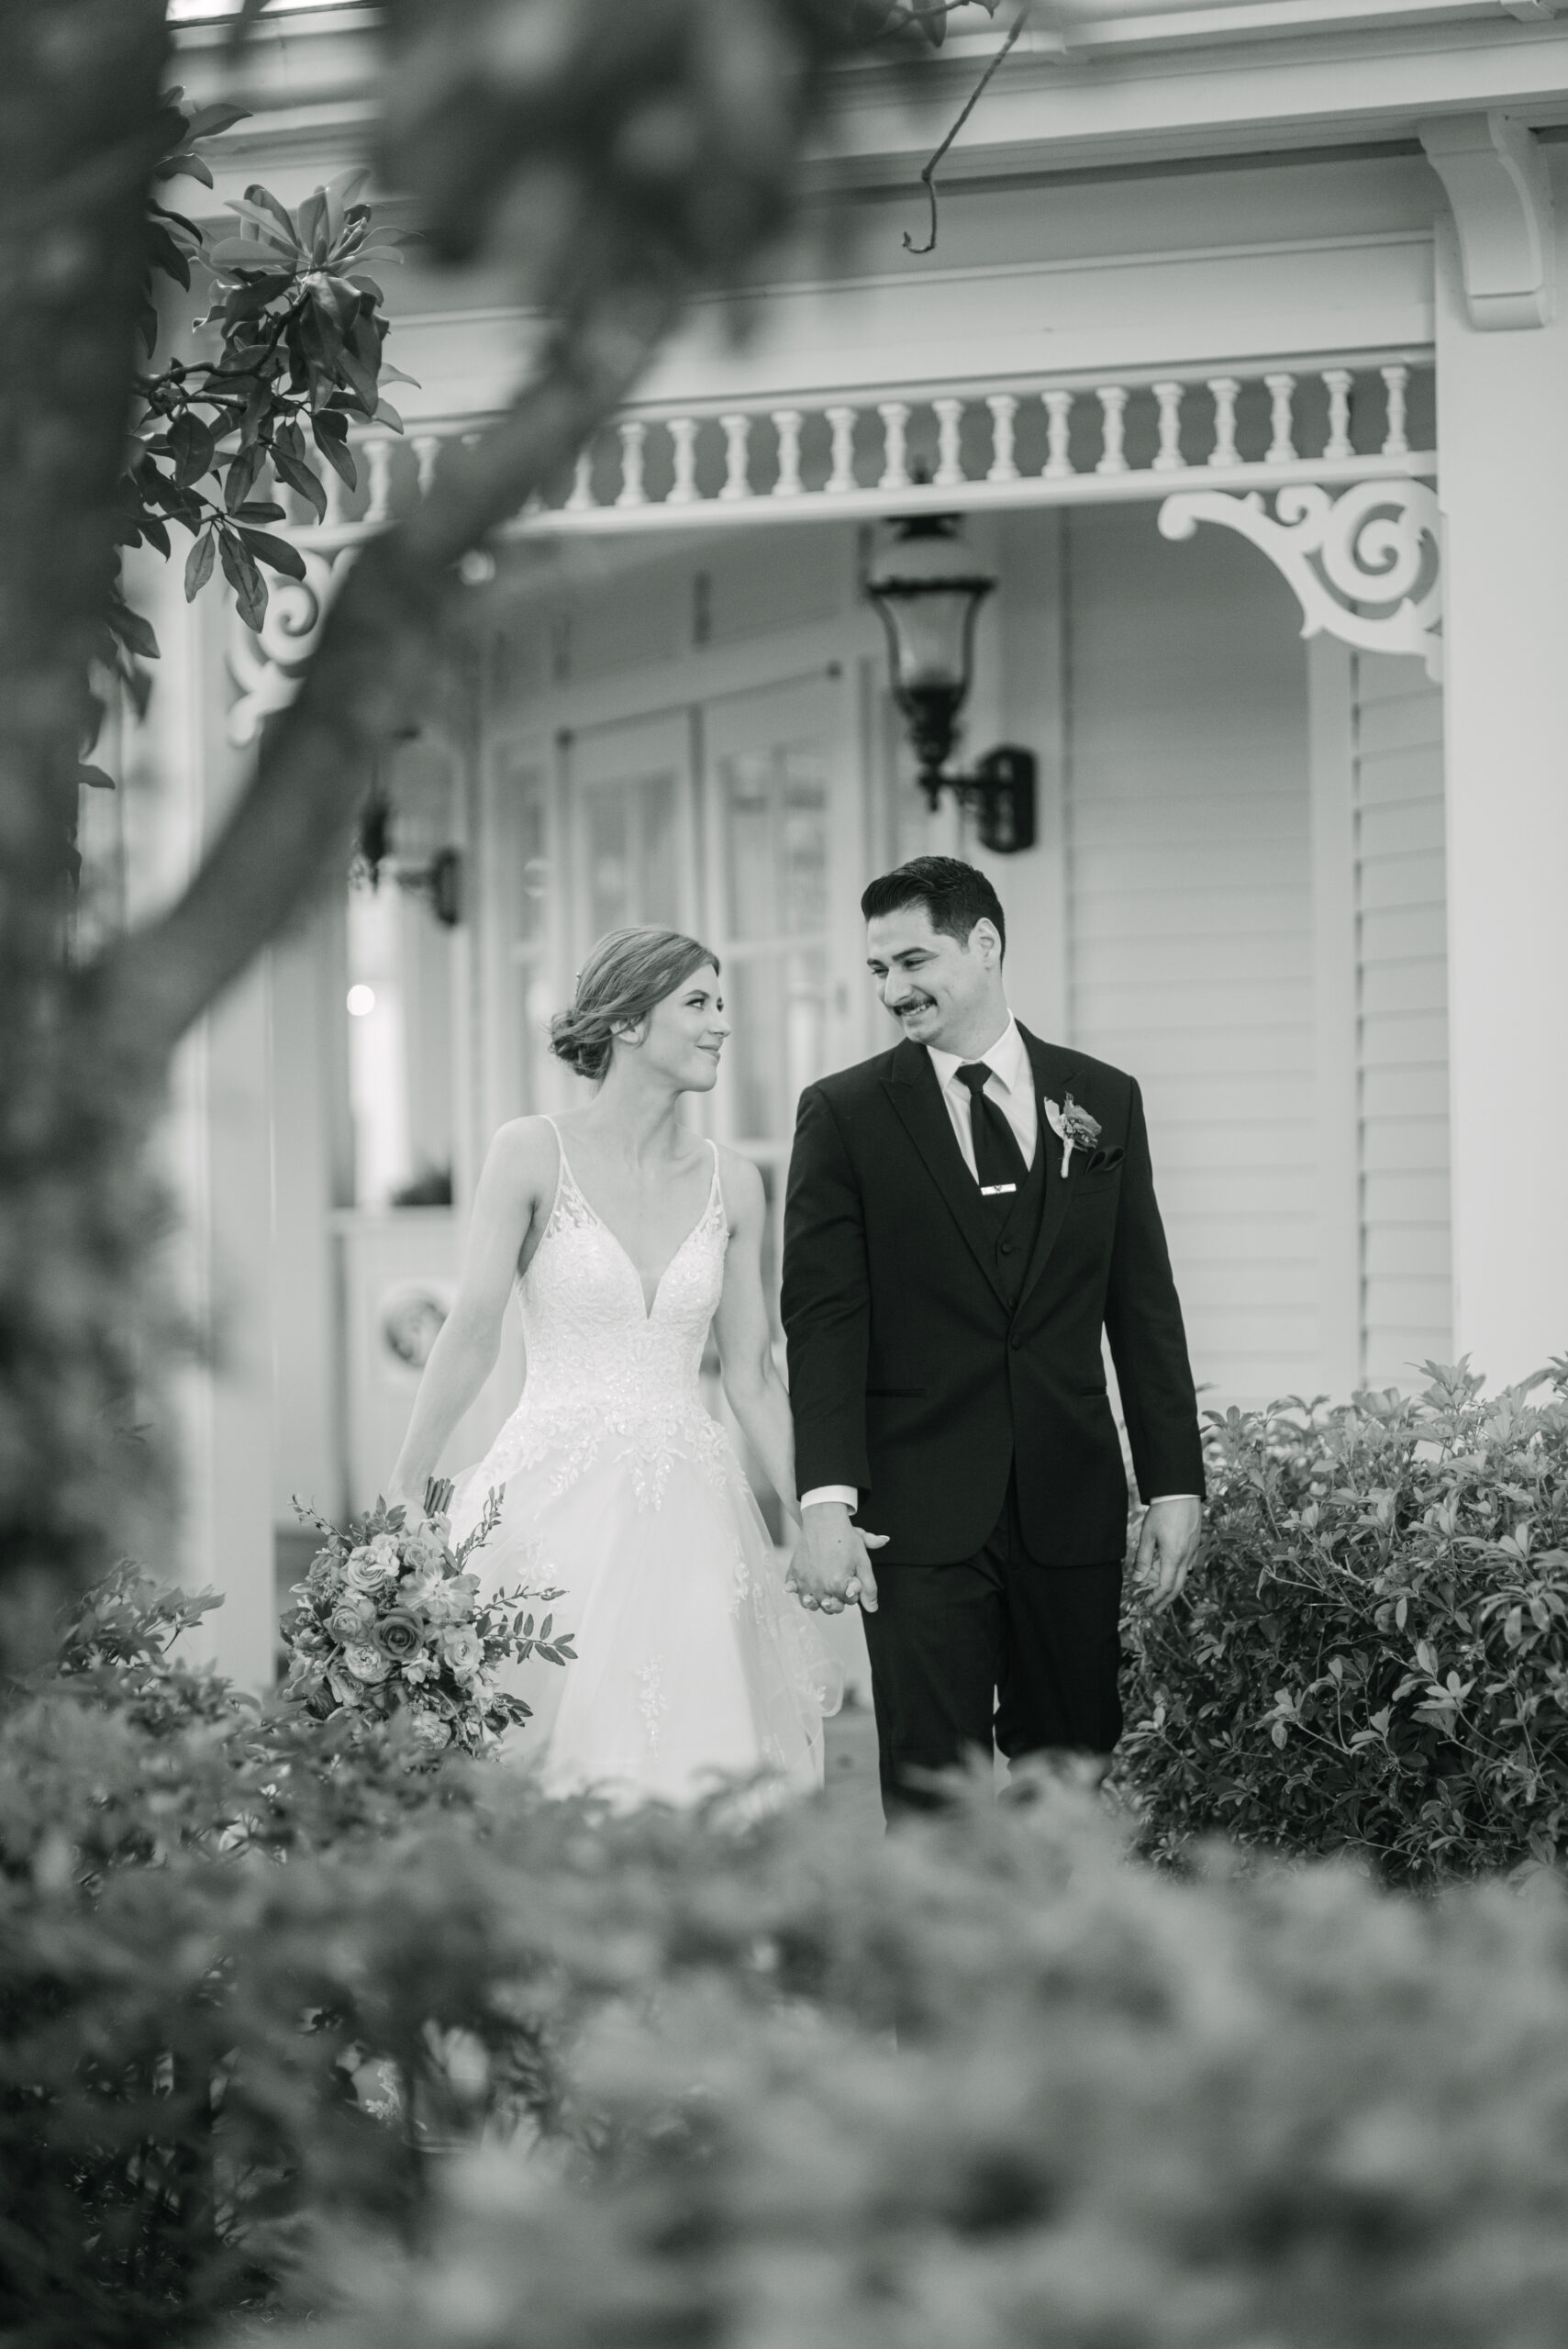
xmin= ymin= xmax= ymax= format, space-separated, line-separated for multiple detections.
xmin=781 ymin=1025 xmax=1204 ymax=1566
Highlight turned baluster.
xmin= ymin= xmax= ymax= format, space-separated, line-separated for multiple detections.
xmin=413 ymin=434 xmax=440 ymax=497
xmin=1264 ymin=373 xmax=1297 ymax=466
xmin=1151 ymin=381 xmax=1184 ymax=473
xmin=772 ymin=409 xmax=804 ymax=498
xmin=668 ymin=417 xmax=698 ymax=505
xmin=616 ymin=420 xmax=647 ymax=507
xmin=1207 ymin=377 xmax=1241 ymax=469
xmin=1322 ymin=367 xmax=1354 ymax=461
xmin=826 ymin=406 xmax=858 ymax=495
xmin=877 ymin=402 xmax=911 ymax=491
xmin=719 ymin=412 xmax=752 ymax=501
xmin=1381 ymin=364 xmax=1410 ymax=458
xmin=364 ymin=434 xmax=395 ymax=524
xmin=933 ymin=396 xmax=964 ymax=487
xmin=986 ymin=394 xmax=1018 ymax=484
xmin=565 ymin=451 xmax=595 ymax=512
xmin=1095 ymin=385 xmax=1129 ymax=475
xmin=1042 ymin=389 xmax=1073 ymax=481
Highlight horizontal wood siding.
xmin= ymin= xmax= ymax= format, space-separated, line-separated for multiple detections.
xmin=1353 ymin=652 xmax=1452 ymax=1385
xmin=1064 ymin=505 xmax=1315 ymax=1408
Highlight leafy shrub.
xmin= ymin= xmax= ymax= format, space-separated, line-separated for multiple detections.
xmin=244 ymin=1779 xmax=1568 ymax=2349
xmin=1114 ymin=1359 xmax=1568 ymax=1883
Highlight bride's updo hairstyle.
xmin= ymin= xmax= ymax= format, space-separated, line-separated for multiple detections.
xmin=549 ymin=926 xmax=720 ymax=1083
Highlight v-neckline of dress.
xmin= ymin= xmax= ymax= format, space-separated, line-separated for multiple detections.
xmin=552 ymin=1130 xmax=719 ymax=1321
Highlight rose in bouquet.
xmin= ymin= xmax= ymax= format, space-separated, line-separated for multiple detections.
xmin=281 ymin=1480 xmax=574 ymax=1756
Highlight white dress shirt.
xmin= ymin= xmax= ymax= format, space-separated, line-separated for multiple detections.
xmin=927 ymin=1014 xmax=1038 ymax=1178
xmin=800 ymin=1011 xmax=1195 ymax=1513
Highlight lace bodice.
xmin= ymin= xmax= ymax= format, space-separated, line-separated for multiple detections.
xmin=478 ymin=1123 xmax=731 ymax=1508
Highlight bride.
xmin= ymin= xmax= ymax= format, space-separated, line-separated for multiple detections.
xmin=387 ymin=924 xmax=842 ymax=1806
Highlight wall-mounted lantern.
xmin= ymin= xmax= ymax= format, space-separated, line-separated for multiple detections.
xmin=865 ymin=513 xmax=1037 ymax=854
xmin=354 ymin=729 xmax=464 ymax=926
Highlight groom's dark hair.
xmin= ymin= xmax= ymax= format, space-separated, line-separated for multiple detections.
xmin=861 ymin=856 xmax=1006 ymax=956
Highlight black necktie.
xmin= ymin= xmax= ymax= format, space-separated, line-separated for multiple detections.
xmin=955 ymin=1063 xmax=1029 ymax=1201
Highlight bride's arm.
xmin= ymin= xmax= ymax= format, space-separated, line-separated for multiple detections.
xmin=712 ymin=1150 xmax=799 ymax=1526
xmin=387 ymin=1119 xmax=550 ymax=1510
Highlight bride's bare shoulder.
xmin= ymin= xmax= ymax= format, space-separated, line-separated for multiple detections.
xmin=713 ymin=1142 xmax=765 ymax=1226
xmin=484 ymin=1115 xmax=561 ymax=1199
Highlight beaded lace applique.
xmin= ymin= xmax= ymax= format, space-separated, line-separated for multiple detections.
xmin=481 ymin=1129 xmax=733 ymax=1515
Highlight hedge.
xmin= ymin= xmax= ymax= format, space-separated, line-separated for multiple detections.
xmin=1114 ymin=1359 xmax=1568 ymax=1882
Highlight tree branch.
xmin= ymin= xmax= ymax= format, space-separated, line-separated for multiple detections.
xmin=903 ymin=2 xmax=1029 ymax=256
xmin=84 ymin=281 xmax=682 ymax=1068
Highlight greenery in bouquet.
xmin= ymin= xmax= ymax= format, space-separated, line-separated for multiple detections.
xmin=282 ymin=1482 xmax=574 ymax=1757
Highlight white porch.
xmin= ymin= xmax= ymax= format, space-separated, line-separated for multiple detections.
xmin=128 ymin=12 xmax=1568 ymax=1684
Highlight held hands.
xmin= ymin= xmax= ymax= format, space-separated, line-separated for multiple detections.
xmin=786 ymin=1500 xmax=888 ymax=1616
xmin=1135 ymin=1493 xmax=1203 ymax=1613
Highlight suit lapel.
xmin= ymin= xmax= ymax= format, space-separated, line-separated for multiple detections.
xmin=882 ymin=1040 xmax=1007 ymax=1304
xmin=1017 ymin=1027 xmax=1083 ymax=1317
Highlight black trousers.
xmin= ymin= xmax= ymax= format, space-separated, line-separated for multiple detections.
xmin=860 ymin=1472 xmax=1123 ymax=1815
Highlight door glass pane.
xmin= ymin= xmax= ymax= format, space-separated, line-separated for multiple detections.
xmin=721 ymin=744 xmax=827 ymax=942
xmin=729 ymin=948 xmax=827 ymax=1142
xmin=584 ymin=769 xmax=679 ymax=937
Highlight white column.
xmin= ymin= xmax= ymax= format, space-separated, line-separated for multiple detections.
xmin=122 ymin=556 xmax=278 ymax=1687
xmin=1435 ymin=181 xmax=1568 ymax=1386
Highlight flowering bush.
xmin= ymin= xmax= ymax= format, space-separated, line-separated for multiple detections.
xmin=1113 ymin=1358 xmax=1568 ymax=1883
xmin=282 ymin=1485 xmax=573 ymax=1756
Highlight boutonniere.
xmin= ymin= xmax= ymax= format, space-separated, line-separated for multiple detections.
xmin=1042 ymin=1090 xmax=1101 ymax=1177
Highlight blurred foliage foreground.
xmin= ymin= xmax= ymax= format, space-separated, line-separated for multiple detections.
xmin=9 ymin=1431 xmax=1568 ymax=2349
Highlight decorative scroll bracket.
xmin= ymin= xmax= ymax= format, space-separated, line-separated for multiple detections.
xmin=226 ymin=544 xmax=359 ymax=747
xmin=1157 ymin=480 xmax=1443 ymax=683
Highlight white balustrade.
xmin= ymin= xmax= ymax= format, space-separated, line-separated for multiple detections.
xmin=1381 ymin=363 xmax=1409 ymax=458
xmin=933 ymin=396 xmax=965 ymax=488
xmin=1042 ymin=389 xmax=1073 ymax=481
xmin=719 ymin=413 xmax=751 ymax=502
xmin=1095 ymin=386 xmax=1129 ymax=475
xmin=1207 ymin=377 xmax=1241 ymax=470
xmin=1151 ymin=382 xmax=1183 ymax=473
xmin=986 ymin=394 xmax=1018 ymax=484
xmin=1323 ymin=368 xmax=1354 ymax=462
xmin=616 ymin=420 xmax=647 ymax=508
xmin=365 ymin=433 xmax=395 ymax=525
xmin=565 ymin=451 xmax=594 ymax=512
xmin=1264 ymin=373 xmax=1297 ymax=466
xmin=772 ymin=409 xmax=804 ymax=499
xmin=826 ymin=406 xmax=857 ymax=495
xmin=280 ymin=359 xmax=1434 ymax=552
xmin=877 ymin=402 xmax=910 ymax=491
xmin=669 ymin=416 xmax=698 ymax=505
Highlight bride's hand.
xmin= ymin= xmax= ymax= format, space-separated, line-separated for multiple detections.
xmin=787 ymin=1502 xmax=887 ymax=1617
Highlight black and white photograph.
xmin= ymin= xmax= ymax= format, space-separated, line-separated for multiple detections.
xmin=5 ymin=0 xmax=1568 ymax=2340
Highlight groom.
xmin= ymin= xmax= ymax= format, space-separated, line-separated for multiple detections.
xmin=781 ymin=856 xmax=1204 ymax=1812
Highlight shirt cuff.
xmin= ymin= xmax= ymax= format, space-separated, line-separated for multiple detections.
xmin=1147 ymin=1493 xmax=1200 ymax=1503
xmin=800 ymin=1485 xmax=859 ymax=1510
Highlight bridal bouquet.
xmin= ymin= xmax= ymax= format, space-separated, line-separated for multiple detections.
xmin=281 ymin=1481 xmax=574 ymax=1756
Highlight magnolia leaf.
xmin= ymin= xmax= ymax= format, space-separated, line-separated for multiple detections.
xmin=235 ymin=525 xmax=306 ymax=583
xmin=239 ymin=182 xmax=301 ymax=248
xmin=223 ymin=440 xmax=265 ymax=513
xmin=310 ymin=411 xmax=357 ymax=489
xmin=106 ymin=598 xmax=161 ymax=660
xmin=272 ymin=447 xmax=328 ymax=523
xmin=233 ymin=498 xmax=286 ymax=522
xmin=218 ymin=529 xmax=268 ymax=631
xmin=77 ymin=763 xmax=116 ymax=791
xmin=373 ymin=399 xmax=405 ymax=433
xmin=184 ymin=531 xmax=217 ymax=599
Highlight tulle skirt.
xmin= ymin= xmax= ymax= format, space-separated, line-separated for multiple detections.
xmin=449 ymin=1418 xmax=840 ymax=1809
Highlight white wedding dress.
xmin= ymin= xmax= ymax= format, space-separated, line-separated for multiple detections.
xmin=448 ymin=1120 xmax=839 ymax=1807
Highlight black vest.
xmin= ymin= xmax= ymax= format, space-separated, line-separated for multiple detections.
xmin=984 ymin=1125 xmax=1047 ymax=1308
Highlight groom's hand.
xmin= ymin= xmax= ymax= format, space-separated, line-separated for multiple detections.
xmin=1135 ymin=1494 xmax=1203 ymax=1613
xmin=789 ymin=1500 xmax=885 ymax=1616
